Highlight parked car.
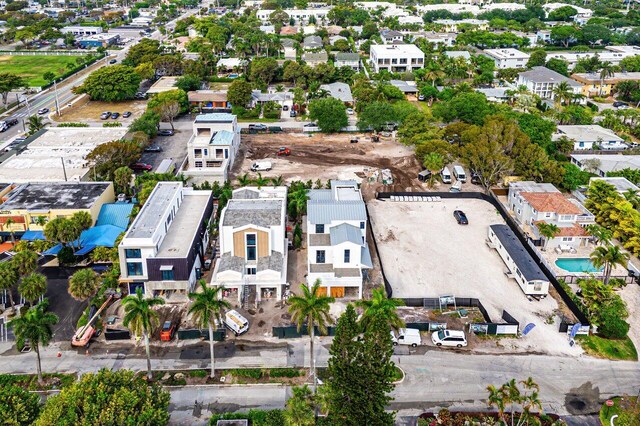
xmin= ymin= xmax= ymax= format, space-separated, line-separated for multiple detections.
xmin=282 ymin=105 xmax=289 ymax=111
xmin=304 ymin=122 xmax=317 ymax=128
xmin=144 ymin=145 xmax=163 ymax=153
xmin=289 ymin=110 xmax=297 ymax=117
xmin=122 ymin=111 xmax=132 ymax=118
xmin=110 ymin=112 xmax=120 ymax=119
xmin=277 ymin=147 xmax=291 ymax=156
xmin=224 ymin=310 xmax=249 ymax=335
xmin=0 ymin=118 xmax=18 ymax=132
xmin=108 ymin=59 xmax=117 ymax=64
xmin=346 ymin=107 xmax=354 ymax=115
xmin=453 ymin=210 xmax=468 ymax=225
xmin=248 ymin=124 xmax=267 ymax=131
xmin=391 ymin=329 xmax=421 ymax=347
xmin=135 ymin=92 xmax=148 ymax=100
xmin=157 ymin=129 xmax=174 ymax=136
xmin=251 ymin=161 xmax=272 ymax=172
xmin=613 ymin=101 xmax=629 ymax=108
xmin=418 ymin=94 xmax=426 ymax=101
xmin=432 ymin=330 xmax=467 ymax=348
xmin=37 ymin=108 xmax=49 ymax=115
xmin=100 ymin=111 xmax=111 ymax=120
xmin=131 ymin=162 xmax=153 ymax=172
xmin=160 ymin=321 xmax=176 ymax=341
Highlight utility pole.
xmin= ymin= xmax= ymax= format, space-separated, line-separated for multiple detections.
xmin=61 ymin=157 xmax=67 ymax=181
xmin=53 ymin=79 xmax=61 ymax=117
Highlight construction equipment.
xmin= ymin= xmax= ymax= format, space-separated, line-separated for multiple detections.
xmin=72 ymin=291 xmax=117 ymax=347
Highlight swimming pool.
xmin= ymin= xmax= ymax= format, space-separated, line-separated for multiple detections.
xmin=555 ymin=258 xmax=603 ymax=273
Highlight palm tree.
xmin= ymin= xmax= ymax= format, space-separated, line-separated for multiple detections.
xmin=27 ymin=115 xmax=44 ymax=134
xmin=356 ymin=287 xmax=405 ymax=331
xmin=623 ymin=188 xmax=640 ymax=209
xmin=552 ymin=81 xmax=573 ymax=107
xmin=12 ymin=249 xmax=38 ymax=277
xmin=188 ymin=280 xmax=231 ymax=379
xmin=0 ymin=261 xmax=19 ymax=311
xmin=486 ymin=384 xmax=508 ymax=425
xmin=423 ymin=63 xmax=445 ymax=86
xmin=288 ymin=279 xmax=334 ymax=393
xmin=253 ymin=173 xmax=270 ymax=188
xmin=535 ymin=222 xmax=560 ymax=251
xmin=585 ymin=224 xmax=612 ymax=246
xmin=68 ymin=268 xmax=100 ymax=301
xmin=10 ymin=300 xmax=58 ymax=385
xmin=422 ymin=152 xmax=444 ymax=188
xmin=590 ymin=245 xmax=629 ymax=285
xmin=599 ymin=62 xmax=615 ymax=96
xmin=271 ymin=175 xmax=284 ymax=187
xmin=4 ymin=217 xmax=16 ymax=245
xmin=19 ymin=272 xmax=47 ymax=306
xmin=236 ymin=173 xmax=251 ymax=187
xmin=122 ymin=288 xmax=165 ymax=380
xmin=287 ymin=186 xmax=309 ymax=221
xmin=517 ymin=377 xmax=542 ymax=426
xmin=283 ymin=385 xmax=315 ymax=426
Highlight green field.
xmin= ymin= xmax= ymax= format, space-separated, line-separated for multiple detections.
xmin=0 ymin=55 xmax=81 ymax=87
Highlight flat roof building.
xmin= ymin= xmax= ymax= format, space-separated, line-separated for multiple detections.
xmin=483 ymin=48 xmax=530 ymax=69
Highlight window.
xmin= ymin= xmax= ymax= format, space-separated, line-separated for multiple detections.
xmin=360 ymin=221 xmax=365 ymax=229
xmin=206 ymin=160 xmax=218 ymax=168
xmin=30 ymin=216 xmax=48 ymax=224
xmin=246 ymin=267 xmax=256 ymax=275
xmin=161 ymin=269 xmax=174 ymax=280
xmin=126 ymin=262 xmax=143 ymax=276
xmin=316 ymin=250 xmax=325 ymax=263
xmin=562 ymin=237 xmax=573 ymax=242
xmin=203 ymin=149 xmax=208 ymax=156
xmin=344 ymin=249 xmax=350 ymax=263
xmin=194 ymin=149 xmax=202 ymax=158
xmin=246 ymin=233 xmax=257 ymax=261
xmin=534 ymin=282 xmax=543 ymax=291
xmin=315 ymin=224 xmax=324 ymax=234
xmin=125 ymin=248 xmax=141 ymax=259
xmin=195 ymin=161 xmax=203 ymax=168
xmin=224 ymin=149 xmax=229 ymax=159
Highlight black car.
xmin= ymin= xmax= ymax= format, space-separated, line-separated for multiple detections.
xmin=122 ymin=111 xmax=132 ymax=118
xmin=613 ymin=101 xmax=629 ymax=108
xmin=453 ymin=210 xmax=468 ymax=225
xmin=144 ymin=145 xmax=163 ymax=153
xmin=110 ymin=112 xmax=120 ymax=119
xmin=282 ymin=105 xmax=289 ymax=111
xmin=109 ymin=59 xmax=117 ymax=64
xmin=157 ymin=129 xmax=174 ymax=136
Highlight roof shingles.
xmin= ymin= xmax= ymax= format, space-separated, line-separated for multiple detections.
xmin=520 ymin=192 xmax=582 ymax=215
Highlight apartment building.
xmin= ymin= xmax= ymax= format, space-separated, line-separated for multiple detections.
xmin=211 ymin=186 xmax=288 ymax=303
xmin=483 ymin=48 xmax=530 ymax=69
xmin=306 ymin=180 xmax=373 ymax=299
xmin=335 ymin=52 xmax=360 ymax=71
xmin=516 ymin=66 xmax=582 ymax=100
xmin=61 ymin=26 xmax=102 ymax=36
xmin=369 ymin=44 xmax=425 ymax=73
xmin=183 ymin=113 xmax=240 ymax=183
xmin=380 ymin=29 xmax=403 ymax=44
xmin=554 ymin=125 xmax=627 ymax=151
xmin=118 ymin=182 xmax=213 ymax=300
xmin=571 ymin=72 xmax=640 ymax=97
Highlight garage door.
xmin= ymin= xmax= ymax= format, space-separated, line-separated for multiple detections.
xmin=330 ymin=287 xmax=345 ymax=298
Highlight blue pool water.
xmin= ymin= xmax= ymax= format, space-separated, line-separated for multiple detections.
xmin=555 ymin=258 xmax=603 ymax=273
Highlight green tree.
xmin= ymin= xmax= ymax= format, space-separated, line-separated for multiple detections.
xmin=288 ymin=279 xmax=334 ymax=393
xmin=0 ymin=73 xmax=25 ymax=105
xmin=250 ymin=57 xmax=279 ymax=86
xmin=27 ymin=115 xmax=45 ymax=135
xmin=130 ymin=110 xmax=161 ymax=138
xmin=527 ymin=49 xmax=547 ymax=68
xmin=9 ymin=300 xmax=58 ymax=385
xmin=36 ymin=369 xmax=170 ymax=425
xmin=433 ymin=92 xmax=491 ymax=125
xmin=68 ymin=268 xmax=100 ymax=301
xmin=536 ymin=222 xmax=560 ymax=251
xmin=122 ymin=288 xmax=165 ymax=380
xmin=599 ymin=62 xmax=616 ymax=96
xmin=422 ymin=152 xmax=445 ymax=188
xmin=585 ymin=224 xmax=612 ymax=246
xmin=309 ymin=97 xmax=348 ymax=133
xmin=19 ymin=272 xmax=47 ymax=306
xmin=134 ymin=62 xmax=155 ymax=80
xmin=86 ymin=140 xmax=142 ymax=181
xmin=76 ymin=65 xmax=142 ymax=101
xmin=176 ymin=74 xmax=202 ymax=92
xmin=227 ymin=79 xmax=253 ymax=108
xmin=43 ymin=72 xmax=56 ymax=83
xmin=550 ymin=25 xmax=578 ymax=48
xmin=283 ymin=385 xmax=315 ymax=426
xmin=188 ymin=280 xmax=231 ymax=379
xmin=356 ymin=287 xmax=404 ymax=331
xmin=546 ymin=58 xmax=569 ymax=76
xmin=590 ymin=245 xmax=629 ymax=285
xmin=287 ymin=184 xmax=309 ymax=221
xmin=548 ymin=6 xmax=577 ymax=21
xmin=123 ymin=38 xmax=162 ymax=67
xmin=0 ymin=261 xmax=19 ymax=310
xmin=0 ymin=384 xmax=41 ymax=425
xmin=114 ymin=166 xmax=133 ymax=195
xmin=12 ymin=249 xmax=38 ymax=277
xmin=357 ymin=101 xmax=397 ymax=132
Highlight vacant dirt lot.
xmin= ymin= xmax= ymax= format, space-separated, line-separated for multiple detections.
xmin=368 ymin=198 xmax=583 ymax=356
xmin=51 ymin=97 xmax=147 ymax=123
xmin=232 ymin=132 xmax=423 ymax=196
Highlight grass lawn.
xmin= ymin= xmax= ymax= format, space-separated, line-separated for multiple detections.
xmin=0 ymin=55 xmax=81 ymax=87
xmin=577 ymin=335 xmax=638 ymax=361
xmin=599 ymin=396 xmax=638 ymax=425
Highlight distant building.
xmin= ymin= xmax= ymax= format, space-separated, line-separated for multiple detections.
xmin=211 ymin=186 xmax=288 ymax=302
xmin=281 ymin=38 xmax=297 ymax=60
xmin=306 ymin=180 xmax=373 ymax=299
xmin=415 ymin=32 xmax=456 ymax=47
xmin=188 ymin=90 xmax=230 ymax=112
xmin=570 ymin=154 xmax=640 ymax=177
xmin=183 ymin=113 xmax=241 ymax=183
xmin=380 ymin=29 xmax=403 ymax=44
xmin=320 ymin=82 xmax=353 ymax=104
xmin=61 ymin=26 xmax=102 ymax=36
xmin=389 ymin=80 xmax=419 ymax=95
xmin=433 ymin=19 xmax=488 ymax=33
xmin=554 ymin=125 xmax=627 ymax=151
xmin=78 ymin=33 xmax=120 ymax=48
xmin=334 ymin=52 xmax=360 ymax=71
xmin=369 ymin=44 xmax=425 ymax=73
xmin=302 ymin=51 xmax=328 ymax=67
xmin=118 ymin=182 xmax=213 ymax=300
xmin=571 ymin=72 xmax=640 ymax=98
xmin=483 ymin=48 xmax=530 ymax=69
xmin=303 ymin=35 xmax=323 ymax=50
xmin=517 ymin=66 xmax=582 ymax=100
xmin=147 ymin=76 xmax=179 ymax=94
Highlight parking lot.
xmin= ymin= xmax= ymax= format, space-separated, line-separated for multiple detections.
xmin=368 ymin=198 xmax=583 ymax=356
xmin=139 ymin=117 xmax=192 ymax=171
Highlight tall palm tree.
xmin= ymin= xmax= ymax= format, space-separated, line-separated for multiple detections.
xmin=536 ymin=222 xmax=560 ymax=251
xmin=122 ymin=288 xmax=165 ymax=380
xmin=283 ymin=385 xmax=315 ymax=426
xmin=623 ymin=188 xmax=640 ymax=209
xmin=287 ymin=186 xmax=309 ymax=222
xmin=422 ymin=152 xmax=444 ymax=188
xmin=188 ymin=280 xmax=230 ymax=379
xmin=585 ymin=224 xmax=612 ymax=246
xmin=68 ymin=268 xmax=100 ymax=301
xmin=552 ymin=81 xmax=573 ymax=107
xmin=599 ymin=62 xmax=615 ymax=96
xmin=19 ymin=272 xmax=47 ymax=306
xmin=12 ymin=249 xmax=38 ymax=277
xmin=590 ymin=245 xmax=629 ymax=285
xmin=271 ymin=175 xmax=284 ymax=187
xmin=486 ymin=384 xmax=507 ymax=425
xmin=424 ymin=63 xmax=445 ymax=87
xmin=253 ymin=173 xmax=270 ymax=188
xmin=0 ymin=261 xmax=19 ymax=311
xmin=10 ymin=300 xmax=58 ymax=385
xmin=236 ymin=173 xmax=252 ymax=187
xmin=288 ymin=279 xmax=334 ymax=393
xmin=27 ymin=115 xmax=44 ymax=134
xmin=356 ymin=287 xmax=405 ymax=332
xmin=4 ymin=217 xmax=16 ymax=245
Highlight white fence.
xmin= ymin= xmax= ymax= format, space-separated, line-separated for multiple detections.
xmin=0 ymin=50 xmax=88 ymax=56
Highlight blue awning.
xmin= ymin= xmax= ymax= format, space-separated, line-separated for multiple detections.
xmin=43 ymin=244 xmax=63 ymax=256
xmin=21 ymin=230 xmax=46 ymax=241
xmin=75 ymin=244 xmax=97 ymax=256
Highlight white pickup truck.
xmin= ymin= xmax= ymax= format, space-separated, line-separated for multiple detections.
xmin=251 ymin=161 xmax=272 ymax=172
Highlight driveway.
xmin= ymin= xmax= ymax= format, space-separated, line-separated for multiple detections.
xmin=619 ymin=283 xmax=640 ymax=352
xmin=42 ymin=267 xmax=87 ymax=342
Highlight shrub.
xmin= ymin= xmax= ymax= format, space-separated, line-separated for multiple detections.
xmin=229 ymin=368 xmax=263 ymax=379
xmin=188 ymin=370 xmax=208 ymax=378
xmin=57 ymin=246 xmax=75 ymax=266
xmin=103 ymin=122 xmax=122 ymax=127
xmin=598 ymin=308 xmax=630 ymax=339
xmin=209 ymin=409 xmax=284 ymax=426
xmin=58 ymin=122 xmax=90 ymax=127
xmin=269 ymin=368 xmax=304 ymax=378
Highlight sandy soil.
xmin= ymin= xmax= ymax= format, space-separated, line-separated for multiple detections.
xmin=231 ymin=132 xmax=423 ymax=196
xmin=619 ymin=284 xmax=640 ymax=353
xmin=52 ymin=97 xmax=147 ymax=123
xmin=368 ymin=198 xmax=583 ymax=356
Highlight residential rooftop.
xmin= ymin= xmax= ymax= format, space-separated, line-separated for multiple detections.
xmin=555 ymin=125 xmax=624 ymax=142
xmin=126 ymin=182 xmax=182 ymax=240
xmin=483 ymin=48 xmax=530 ymax=60
xmin=520 ymin=192 xmax=583 ymax=215
xmin=222 ymin=199 xmax=283 ymax=228
xmin=0 ymin=182 xmax=112 ymax=211
xmin=571 ymin=154 xmax=640 ymax=174
xmin=156 ymin=191 xmax=211 ymax=258
xmin=519 ymin=66 xmax=581 ymax=86
xmin=370 ymin=43 xmax=424 ymax=57
xmin=589 ymin=177 xmax=640 ymax=193
xmin=194 ymin=113 xmax=236 ymax=123
xmin=490 ymin=224 xmax=548 ymax=282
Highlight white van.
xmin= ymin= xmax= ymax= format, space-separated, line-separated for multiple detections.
xmin=431 ymin=329 xmax=467 ymax=348
xmin=441 ymin=166 xmax=452 ymax=184
xmin=453 ymin=165 xmax=466 ymax=183
xmin=391 ymin=328 xmax=421 ymax=347
xmin=224 ymin=310 xmax=249 ymax=335
xmin=251 ymin=161 xmax=272 ymax=172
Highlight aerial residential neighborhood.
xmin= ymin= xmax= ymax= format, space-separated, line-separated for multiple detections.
xmin=2 ymin=0 xmax=640 ymax=424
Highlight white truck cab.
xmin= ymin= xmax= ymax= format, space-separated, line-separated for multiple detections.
xmin=251 ymin=161 xmax=272 ymax=172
